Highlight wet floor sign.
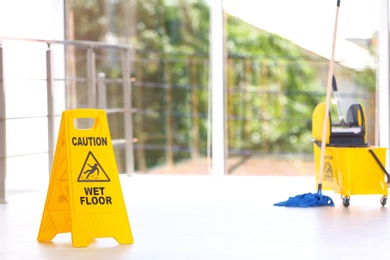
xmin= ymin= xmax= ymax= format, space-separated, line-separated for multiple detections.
xmin=37 ymin=109 xmax=133 ymax=247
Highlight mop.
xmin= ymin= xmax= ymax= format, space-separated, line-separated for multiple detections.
xmin=274 ymin=0 xmax=341 ymax=207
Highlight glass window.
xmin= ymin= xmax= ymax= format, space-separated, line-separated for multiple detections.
xmin=65 ymin=0 xmax=377 ymax=175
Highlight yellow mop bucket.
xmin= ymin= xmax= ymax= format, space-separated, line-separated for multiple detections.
xmin=312 ymin=102 xmax=388 ymax=207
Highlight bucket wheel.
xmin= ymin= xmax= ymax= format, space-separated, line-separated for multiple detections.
xmin=380 ymin=196 xmax=387 ymax=207
xmin=342 ymin=196 xmax=350 ymax=207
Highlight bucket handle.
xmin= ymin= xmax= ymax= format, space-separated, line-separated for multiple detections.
xmin=368 ymin=149 xmax=390 ymax=183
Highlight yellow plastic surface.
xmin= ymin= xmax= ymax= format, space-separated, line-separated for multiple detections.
xmin=37 ymin=109 xmax=133 ymax=247
xmin=314 ymin=145 xmax=388 ymax=197
xmin=312 ymin=102 xmax=330 ymax=144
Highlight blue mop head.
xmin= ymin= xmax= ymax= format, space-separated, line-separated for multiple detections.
xmin=274 ymin=190 xmax=334 ymax=207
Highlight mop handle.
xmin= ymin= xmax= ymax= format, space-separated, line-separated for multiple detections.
xmin=318 ymin=0 xmax=340 ymax=191
xmin=332 ymin=75 xmax=346 ymax=124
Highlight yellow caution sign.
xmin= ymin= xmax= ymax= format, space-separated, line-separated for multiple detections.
xmin=37 ymin=109 xmax=133 ymax=247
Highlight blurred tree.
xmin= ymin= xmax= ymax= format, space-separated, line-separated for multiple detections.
xmin=67 ymin=0 xmax=327 ymax=171
xmin=226 ymin=16 xmax=322 ymax=153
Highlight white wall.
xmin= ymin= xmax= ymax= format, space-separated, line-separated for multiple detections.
xmin=0 ymin=0 xmax=65 ymax=192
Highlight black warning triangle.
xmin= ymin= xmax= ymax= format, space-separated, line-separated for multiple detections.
xmin=77 ymin=151 xmax=110 ymax=182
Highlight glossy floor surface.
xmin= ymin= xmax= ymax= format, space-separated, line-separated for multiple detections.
xmin=1 ymin=175 xmax=389 ymax=260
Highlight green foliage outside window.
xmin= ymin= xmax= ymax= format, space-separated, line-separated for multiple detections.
xmin=66 ymin=0 xmax=345 ymax=172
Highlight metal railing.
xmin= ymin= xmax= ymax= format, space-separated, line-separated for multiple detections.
xmin=0 ymin=37 xmax=135 ymax=203
xmin=0 ymin=37 xmax=377 ymax=204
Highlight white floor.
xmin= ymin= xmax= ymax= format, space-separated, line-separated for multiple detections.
xmin=1 ymin=174 xmax=390 ymax=260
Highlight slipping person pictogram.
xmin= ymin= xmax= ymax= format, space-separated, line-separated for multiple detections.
xmin=77 ymin=151 xmax=110 ymax=182
xmin=84 ymin=163 xmax=99 ymax=179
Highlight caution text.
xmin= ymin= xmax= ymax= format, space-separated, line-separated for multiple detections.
xmin=72 ymin=136 xmax=108 ymax=146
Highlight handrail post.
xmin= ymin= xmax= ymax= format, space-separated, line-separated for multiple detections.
xmin=0 ymin=43 xmax=6 ymax=203
xmin=46 ymin=44 xmax=55 ymax=174
xmin=87 ymin=47 xmax=97 ymax=108
xmin=97 ymin=72 xmax=107 ymax=109
xmin=122 ymin=48 xmax=134 ymax=176
xmin=210 ymin=0 xmax=226 ymax=176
